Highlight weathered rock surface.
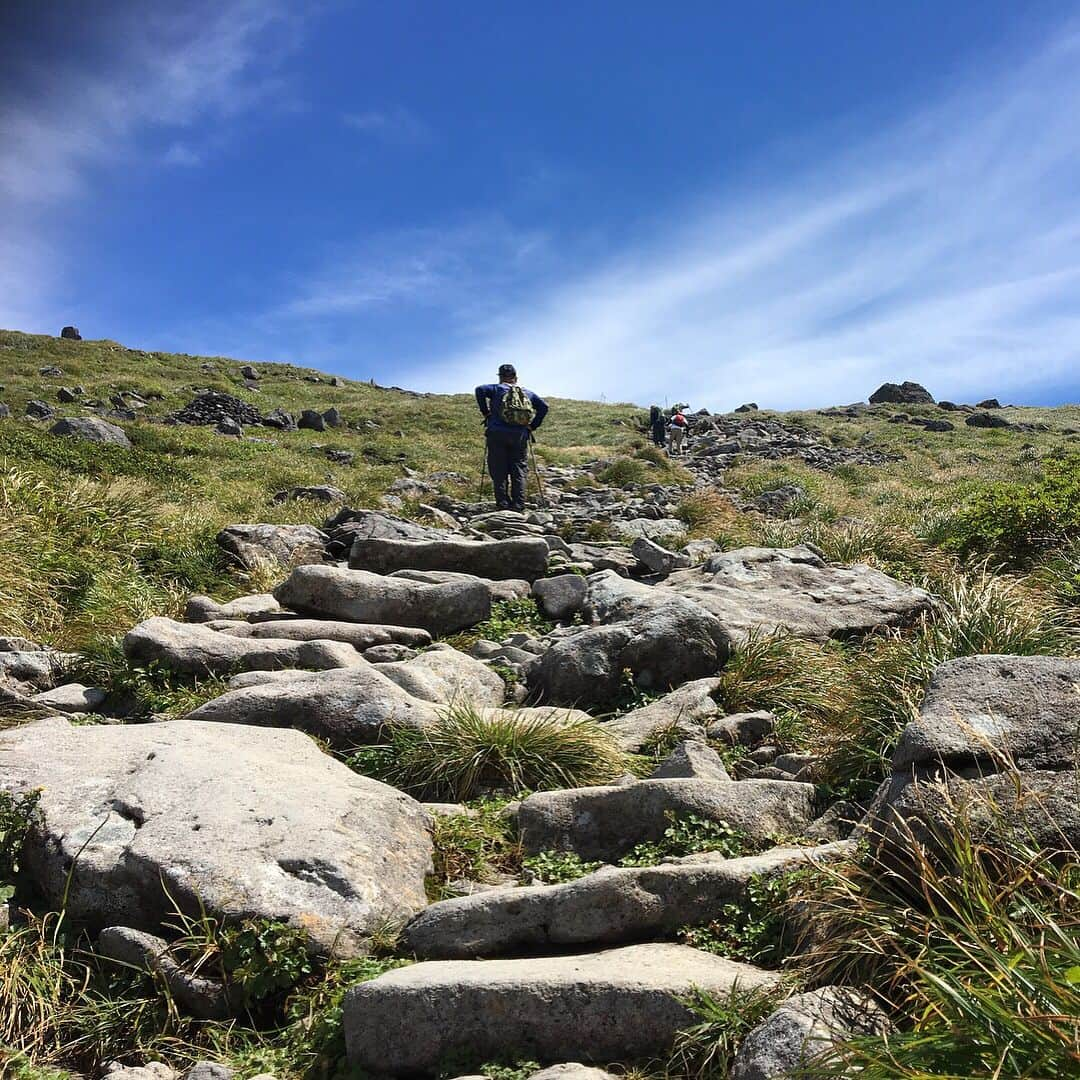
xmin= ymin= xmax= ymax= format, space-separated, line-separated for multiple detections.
xmin=707 ymin=711 xmax=777 ymax=746
xmin=0 ymin=649 xmax=74 ymax=690
xmin=350 ymin=536 xmax=549 ymax=582
xmin=343 ymin=944 xmax=778 ymax=1074
xmin=390 ymin=568 xmax=531 ymax=604
xmin=0 ymin=718 xmax=432 ymax=955
xmin=732 ymin=986 xmax=889 ymax=1080
xmin=184 ymin=593 xmax=281 ymax=623
xmin=403 ymin=843 xmax=847 ymax=959
xmin=123 ymin=617 xmax=362 ymax=677
xmin=650 ymin=739 xmax=731 ymax=780
xmin=660 ymin=546 xmax=933 ymax=642
xmin=216 ymin=524 xmax=329 ymax=570
xmin=868 ymin=381 xmax=934 ymax=405
xmin=184 ymin=663 xmax=439 ymax=748
xmin=49 ymin=416 xmax=131 ymax=446
xmin=532 ymin=574 xmax=588 ymax=620
xmin=274 ymin=565 xmax=491 ymax=636
xmin=518 ymin=779 xmax=819 ymax=860
xmin=375 ymin=644 xmax=505 ymax=707
xmin=601 ymin=677 xmax=722 ymax=751
xmin=215 ymin=618 xmax=431 ymax=650
xmin=31 ymin=682 xmax=106 ymax=713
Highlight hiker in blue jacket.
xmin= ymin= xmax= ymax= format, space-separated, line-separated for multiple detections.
xmin=475 ymin=364 xmax=549 ymax=511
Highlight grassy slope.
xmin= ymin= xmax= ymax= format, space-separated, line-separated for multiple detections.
xmin=0 ymin=330 xmax=642 ymax=647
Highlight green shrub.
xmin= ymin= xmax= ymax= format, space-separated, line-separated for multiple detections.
xmin=619 ymin=813 xmax=756 ymax=867
xmin=521 ymin=850 xmax=602 ymax=884
xmin=0 ymin=790 xmax=40 ymax=902
xmin=374 ymin=704 xmax=628 ymax=802
xmin=445 ymin=598 xmax=552 ymax=650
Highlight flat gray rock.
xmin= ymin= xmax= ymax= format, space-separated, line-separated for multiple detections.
xmin=216 ymin=618 xmax=431 ymax=650
xmin=601 ymin=677 xmax=722 ymax=751
xmin=184 ymin=593 xmax=282 ymax=623
xmin=659 ymin=545 xmax=933 ymax=642
xmin=274 ymin=565 xmax=490 ymax=636
xmin=184 ymin=662 xmax=440 ymax=748
xmin=403 ymin=843 xmax=849 ymax=959
xmin=343 ymin=944 xmax=778 ymax=1074
xmin=374 ymin=644 xmax=505 ymax=707
xmin=893 ymin=654 xmax=1080 ymax=774
xmin=390 ymin=568 xmax=531 ymax=603
xmin=216 ymin=524 xmax=329 ymax=570
xmin=0 ymin=718 xmax=432 ymax=956
xmin=350 ymin=536 xmax=549 ymax=582
xmin=123 ymin=617 xmax=363 ymax=677
xmin=650 ymin=739 xmax=731 ymax=780
xmin=518 ymin=778 xmax=819 ymax=861
xmin=31 ymin=682 xmax=106 ymax=713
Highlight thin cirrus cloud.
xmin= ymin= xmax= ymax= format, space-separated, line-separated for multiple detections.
xmin=343 ymin=106 xmax=434 ymax=148
xmin=398 ymin=23 xmax=1080 ymax=410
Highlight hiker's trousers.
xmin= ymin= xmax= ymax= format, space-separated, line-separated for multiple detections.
xmin=668 ymin=426 xmax=686 ymax=454
xmin=487 ymin=427 xmax=530 ymax=509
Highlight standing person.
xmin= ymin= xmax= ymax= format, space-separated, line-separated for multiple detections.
xmin=475 ymin=364 xmax=549 ymax=511
xmin=649 ymin=405 xmax=666 ymax=447
xmin=668 ymin=409 xmax=688 ymax=455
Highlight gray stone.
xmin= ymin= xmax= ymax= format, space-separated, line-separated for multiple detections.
xmin=184 ymin=593 xmax=281 ymax=623
xmin=868 ymin=381 xmax=934 ymax=405
xmin=240 ymin=365 xmax=259 ymax=380
xmin=0 ymin=650 xmax=74 ymax=690
xmin=274 ymin=565 xmax=491 ymax=636
xmin=0 ymin=717 xmax=432 ymax=956
xmin=732 ymin=986 xmax=889 ymax=1080
xmin=49 ymin=416 xmax=131 ymax=446
xmin=892 ymin=655 xmax=1080 ymax=774
xmin=631 ymin=537 xmax=689 ymax=574
xmin=518 ymin=778 xmax=818 ymax=861
xmin=707 ymin=711 xmax=777 ymax=746
xmin=272 ymin=485 xmax=346 ymax=504
xmin=532 ymin=574 xmax=587 ymax=621
xmin=216 ymin=524 xmax=329 ymax=570
xmin=363 ymin=643 xmax=419 ymax=663
xmin=390 ymin=568 xmax=532 ymax=604
xmin=602 ymin=678 xmax=722 ymax=751
xmin=660 ymin=546 xmax=933 ymax=643
xmin=650 ymin=740 xmax=731 ymax=780
xmin=343 ymin=944 xmax=779 ymax=1074
xmin=184 ymin=662 xmax=439 ymax=749
xmin=966 ymin=411 xmax=1010 ymax=428
xmin=528 ymin=1067 xmax=616 ymax=1080
xmin=31 ymin=682 xmax=106 ymax=713
xmin=98 ymin=926 xmax=231 ymax=1019
xmin=298 ymin=408 xmax=327 ymax=431
xmin=923 ymin=419 xmax=955 ymax=432
xmin=183 ymin=1065 xmax=234 ymax=1080
xmin=26 ymin=399 xmax=55 ymax=419
xmin=403 ymin=844 xmax=845 ymax=960
xmin=610 ymin=518 xmax=687 ymax=545
xmin=350 ymin=536 xmax=549 ymax=582
xmin=217 ymin=619 xmax=431 ymax=651
xmin=104 ymin=1064 xmax=176 ymax=1080
xmin=375 ymin=644 xmax=505 ymax=707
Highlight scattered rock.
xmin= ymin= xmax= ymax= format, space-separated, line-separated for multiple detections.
xmin=263 ymin=407 xmax=297 ymax=431
xmin=216 ymin=523 xmax=329 ymax=570
xmin=966 ymin=411 xmax=1011 ymax=429
xmin=631 ymin=536 xmax=689 ymax=574
xmin=734 ymin=403 xmax=759 ymax=413
xmin=532 ymin=574 xmax=588 ymax=621
xmin=30 ymin=682 xmax=106 ymax=713
xmin=707 ymin=711 xmax=776 ymax=746
xmin=216 ymin=619 xmax=430 ymax=651
xmin=749 ymin=485 xmax=804 ymax=516
xmin=601 ymin=677 xmax=722 ymax=751
xmin=349 ymin=536 xmax=550 ymax=582
xmin=60 ymin=326 xmax=82 ymax=340
xmin=272 ymin=485 xmax=346 ymax=504
xmin=49 ymin=416 xmax=131 ymax=446
xmin=274 ymin=565 xmax=491 ymax=636
xmin=0 ymin=717 xmax=432 ymax=955
xmin=184 ymin=593 xmax=281 ymax=623
xmin=375 ymin=644 xmax=505 ymax=707
xmin=650 ymin=740 xmax=731 ymax=780
xmin=26 ymin=399 xmax=56 ymax=419
xmin=240 ymin=365 xmax=259 ymax=380
xmin=173 ymin=391 xmax=263 ymax=427
xmin=343 ymin=944 xmax=779 ymax=1074
xmin=868 ymin=381 xmax=934 ymax=405
xmin=976 ymin=398 xmax=1001 ymax=409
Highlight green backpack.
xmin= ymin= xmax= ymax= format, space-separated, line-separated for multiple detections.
xmin=500 ymin=384 xmax=535 ymax=427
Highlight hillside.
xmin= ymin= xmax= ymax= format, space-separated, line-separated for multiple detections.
xmin=1 ymin=329 xmax=1079 ymax=1079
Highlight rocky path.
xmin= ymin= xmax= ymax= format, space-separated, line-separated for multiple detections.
xmin=0 ymin=452 xmax=1072 ymax=1079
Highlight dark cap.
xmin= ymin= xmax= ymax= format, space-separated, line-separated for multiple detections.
xmin=498 ymin=363 xmax=517 ymax=380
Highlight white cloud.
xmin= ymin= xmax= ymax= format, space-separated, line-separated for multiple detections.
xmin=410 ymin=22 xmax=1080 ymax=409
xmin=163 ymin=142 xmax=202 ymax=167
xmin=343 ymin=106 xmax=433 ymax=148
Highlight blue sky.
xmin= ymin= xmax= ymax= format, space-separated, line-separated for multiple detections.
xmin=2 ymin=1 xmax=1080 ymax=410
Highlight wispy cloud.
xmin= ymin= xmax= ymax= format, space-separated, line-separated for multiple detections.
xmin=343 ymin=106 xmax=434 ymax=148
xmin=0 ymin=0 xmax=308 ymax=330
xmin=405 ymin=23 xmax=1080 ymax=408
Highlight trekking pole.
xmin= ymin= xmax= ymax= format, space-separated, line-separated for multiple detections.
xmin=528 ymin=433 xmax=547 ymax=508
xmin=478 ymin=438 xmax=488 ymax=502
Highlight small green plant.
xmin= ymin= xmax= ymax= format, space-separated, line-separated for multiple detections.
xmin=521 ymin=850 xmax=602 ymax=884
xmin=445 ymin=598 xmax=553 ymax=650
xmin=0 ymin=789 xmax=41 ymax=902
xmin=216 ymin=920 xmax=315 ymax=1009
xmin=377 ymin=703 xmax=628 ymax=802
xmin=619 ymin=813 xmax=754 ymax=867
xmin=429 ymin=801 xmax=523 ymax=899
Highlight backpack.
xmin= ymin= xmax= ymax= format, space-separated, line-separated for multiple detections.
xmin=672 ymin=412 xmax=687 ymax=427
xmin=499 ymin=384 xmax=535 ymax=427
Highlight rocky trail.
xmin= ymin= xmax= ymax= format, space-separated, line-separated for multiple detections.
xmin=1 ymin=369 xmax=1077 ymax=1079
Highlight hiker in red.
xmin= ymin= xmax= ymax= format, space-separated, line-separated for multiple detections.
xmin=475 ymin=364 xmax=549 ymax=511
xmin=668 ymin=410 xmax=688 ymax=455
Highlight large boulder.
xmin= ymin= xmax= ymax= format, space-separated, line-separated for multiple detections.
xmin=183 ymin=663 xmax=439 ymax=748
xmin=0 ymin=718 xmax=432 ymax=955
xmin=732 ymin=986 xmax=889 ymax=1080
xmin=659 ymin=546 xmax=933 ymax=642
xmin=868 ymin=381 xmax=934 ymax=405
xmin=274 ymin=566 xmax=490 ymax=636
xmin=216 ymin=524 xmax=329 ymax=570
xmin=350 ymin=536 xmax=549 ymax=582
xmin=532 ymin=574 xmax=588 ymax=621
xmin=375 ymin=644 xmax=505 ymax=707
xmin=122 ymin=617 xmax=362 ymax=677
xmin=402 ymin=843 xmax=847 ymax=959
xmin=343 ymin=944 xmax=779 ymax=1074
xmin=215 ymin=619 xmax=431 ymax=650
xmin=601 ymin=677 xmax=723 ymax=752
xmin=323 ymin=508 xmax=443 ymax=557
xmin=390 ymin=568 xmax=532 ymax=604
xmin=49 ymin=416 xmax=131 ymax=446
xmin=517 ymin=779 xmax=819 ymax=861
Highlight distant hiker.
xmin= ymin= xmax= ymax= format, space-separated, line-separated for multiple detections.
xmin=475 ymin=364 xmax=549 ymax=511
xmin=649 ymin=405 xmax=666 ymax=447
xmin=668 ymin=410 xmax=688 ymax=455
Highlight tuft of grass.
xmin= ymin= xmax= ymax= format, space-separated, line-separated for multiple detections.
xmin=371 ymin=703 xmax=628 ymax=802
xmin=675 ymin=489 xmax=741 ymax=538
xmin=428 ymin=800 xmax=523 ymax=899
xmin=444 ymin=597 xmax=553 ymax=651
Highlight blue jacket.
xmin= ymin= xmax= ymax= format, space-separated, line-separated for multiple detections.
xmin=475 ymin=382 xmax=549 ymax=433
